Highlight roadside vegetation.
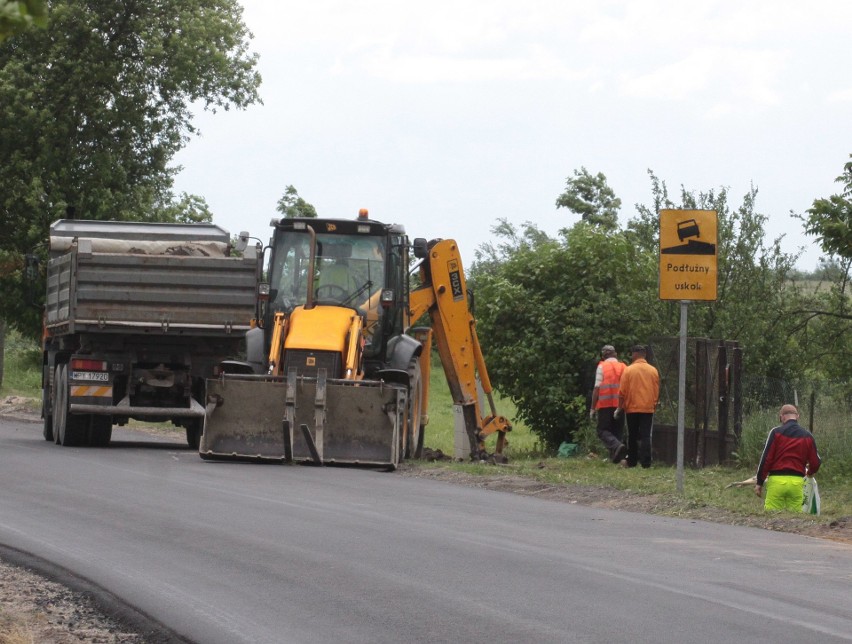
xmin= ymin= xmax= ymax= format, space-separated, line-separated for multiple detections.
xmin=0 ymin=328 xmax=41 ymax=397
xmin=469 ymin=165 xmax=852 ymax=453
xmin=420 ymin=358 xmax=851 ymax=530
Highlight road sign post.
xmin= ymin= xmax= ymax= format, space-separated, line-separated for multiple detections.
xmin=659 ymin=210 xmax=718 ymax=492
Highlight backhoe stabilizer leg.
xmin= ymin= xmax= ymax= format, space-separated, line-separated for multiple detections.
xmin=461 ymin=404 xmax=487 ymax=461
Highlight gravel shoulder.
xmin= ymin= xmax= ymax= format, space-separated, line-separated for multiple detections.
xmin=0 ymin=398 xmax=184 ymax=643
xmin=1 ymin=396 xmax=849 ymax=642
xmin=0 ymin=552 xmax=150 ymax=644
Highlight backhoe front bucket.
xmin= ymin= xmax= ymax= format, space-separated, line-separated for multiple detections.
xmin=199 ymin=372 xmax=404 ymax=468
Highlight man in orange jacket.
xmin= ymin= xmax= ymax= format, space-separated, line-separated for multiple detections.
xmin=590 ymin=344 xmax=627 ymax=463
xmin=617 ymin=345 xmax=660 ymax=468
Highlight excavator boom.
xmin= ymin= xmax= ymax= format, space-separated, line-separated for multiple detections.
xmin=409 ymin=239 xmax=511 ymax=459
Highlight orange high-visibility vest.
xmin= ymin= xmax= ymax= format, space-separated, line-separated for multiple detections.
xmin=595 ymin=360 xmax=625 ymax=409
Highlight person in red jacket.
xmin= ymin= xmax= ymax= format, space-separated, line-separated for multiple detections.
xmin=755 ymin=404 xmax=821 ymax=511
xmin=589 ymin=345 xmax=627 ymax=464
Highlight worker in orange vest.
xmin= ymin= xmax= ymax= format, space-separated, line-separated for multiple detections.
xmin=590 ymin=345 xmax=627 ymax=464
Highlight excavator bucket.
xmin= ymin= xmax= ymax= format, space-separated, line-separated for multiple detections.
xmin=199 ymin=371 xmax=404 ymax=468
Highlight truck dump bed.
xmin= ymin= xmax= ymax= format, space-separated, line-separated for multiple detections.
xmin=45 ymin=219 xmax=257 ymax=336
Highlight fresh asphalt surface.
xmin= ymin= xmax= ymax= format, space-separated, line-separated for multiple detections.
xmin=1 ymin=416 xmax=851 ymax=644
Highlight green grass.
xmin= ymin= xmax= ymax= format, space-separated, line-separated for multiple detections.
xmin=421 ymin=354 xmax=544 ymax=458
xmin=420 ymin=453 xmax=851 ymax=525
xmin=734 ymin=405 xmax=852 ymax=476
xmin=0 ymin=329 xmax=41 ymax=398
xmin=421 ymin=355 xmax=851 ymax=525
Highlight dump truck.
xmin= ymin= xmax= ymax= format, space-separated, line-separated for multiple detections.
xmin=41 ymin=219 xmax=260 ymax=448
xmin=200 ymin=211 xmax=511 ymax=468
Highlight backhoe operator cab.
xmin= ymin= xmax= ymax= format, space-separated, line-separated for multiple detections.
xmin=265 ymin=217 xmax=407 ymax=365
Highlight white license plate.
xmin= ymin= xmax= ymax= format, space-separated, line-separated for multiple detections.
xmin=71 ymin=371 xmax=109 ymax=382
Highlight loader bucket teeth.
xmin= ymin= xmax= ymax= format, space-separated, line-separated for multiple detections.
xmin=199 ymin=375 xmax=405 ymax=468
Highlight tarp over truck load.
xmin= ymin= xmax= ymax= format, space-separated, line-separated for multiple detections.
xmin=45 ymin=219 xmax=257 ymax=336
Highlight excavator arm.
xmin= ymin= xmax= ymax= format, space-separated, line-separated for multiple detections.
xmin=409 ymin=239 xmax=511 ymax=460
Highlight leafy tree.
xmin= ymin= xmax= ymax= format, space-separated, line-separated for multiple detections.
xmin=801 ymin=155 xmax=852 ymax=260
xmin=472 ymin=219 xmax=661 ymax=449
xmin=628 ymin=173 xmax=805 ymax=379
xmin=555 ymin=167 xmax=621 ymax=231
xmin=474 ymin=168 xmax=805 ymax=450
xmin=0 ymin=0 xmax=47 ymax=41
xmin=154 ymin=193 xmax=214 ymax=224
xmin=0 ymin=0 xmax=261 ymax=337
xmin=789 ymin=157 xmax=852 ymax=381
xmin=276 ymin=185 xmax=317 ymax=218
xmin=627 ymin=172 xmax=802 ymax=381
xmin=794 ymin=257 xmax=852 ymax=381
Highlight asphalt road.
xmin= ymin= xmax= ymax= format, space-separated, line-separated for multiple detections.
xmin=1 ymin=416 xmax=851 ymax=644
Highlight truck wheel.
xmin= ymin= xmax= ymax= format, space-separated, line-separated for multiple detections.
xmin=52 ymin=365 xmax=66 ymax=445
xmin=89 ymin=416 xmax=113 ymax=447
xmin=42 ymin=368 xmax=54 ymax=442
xmin=53 ymin=364 xmax=86 ymax=447
xmin=405 ymin=359 xmax=424 ymax=460
xmin=185 ymin=419 xmax=202 ymax=450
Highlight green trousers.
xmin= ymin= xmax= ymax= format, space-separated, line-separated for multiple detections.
xmin=764 ymin=475 xmax=804 ymax=512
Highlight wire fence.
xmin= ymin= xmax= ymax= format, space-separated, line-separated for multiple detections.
xmin=645 ymin=337 xmax=851 ymax=470
xmin=737 ymin=375 xmax=852 ymax=472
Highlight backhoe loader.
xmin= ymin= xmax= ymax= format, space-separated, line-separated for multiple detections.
xmin=199 ymin=211 xmax=510 ymax=468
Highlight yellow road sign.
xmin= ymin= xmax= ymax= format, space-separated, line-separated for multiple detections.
xmin=659 ymin=209 xmax=717 ymax=301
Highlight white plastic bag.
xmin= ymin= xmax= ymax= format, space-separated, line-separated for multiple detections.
xmin=802 ymin=476 xmax=821 ymax=515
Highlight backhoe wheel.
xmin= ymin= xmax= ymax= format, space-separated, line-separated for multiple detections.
xmin=405 ymin=358 xmax=424 ymax=460
xmin=53 ymin=364 xmax=86 ymax=447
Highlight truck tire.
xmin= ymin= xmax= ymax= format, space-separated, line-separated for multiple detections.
xmin=405 ymin=359 xmax=424 ymax=460
xmin=53 ymin=364 xmax=86 ymax=447
xmin=52 ymin=364 xmax=66 ymax=445
xmin=185 ymin=419 xmax=202 ymax=450
xmin=89 ymin=416 xmax=113 ymax=447
xmin=42 ymin=367 xmax=54 ymax=442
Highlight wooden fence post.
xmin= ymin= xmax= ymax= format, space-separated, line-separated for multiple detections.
xmin=732 ymin=345 xmax=743 ymax=440
xmin=717 ymin=343 xmax=729 ymax=465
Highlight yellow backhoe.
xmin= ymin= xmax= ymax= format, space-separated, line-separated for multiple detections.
xmin=199 ymin=211 xmax=510 ymax=468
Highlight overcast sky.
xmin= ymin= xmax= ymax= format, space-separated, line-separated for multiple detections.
xmin=174 ymin=0 xmax=852 ymax=270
